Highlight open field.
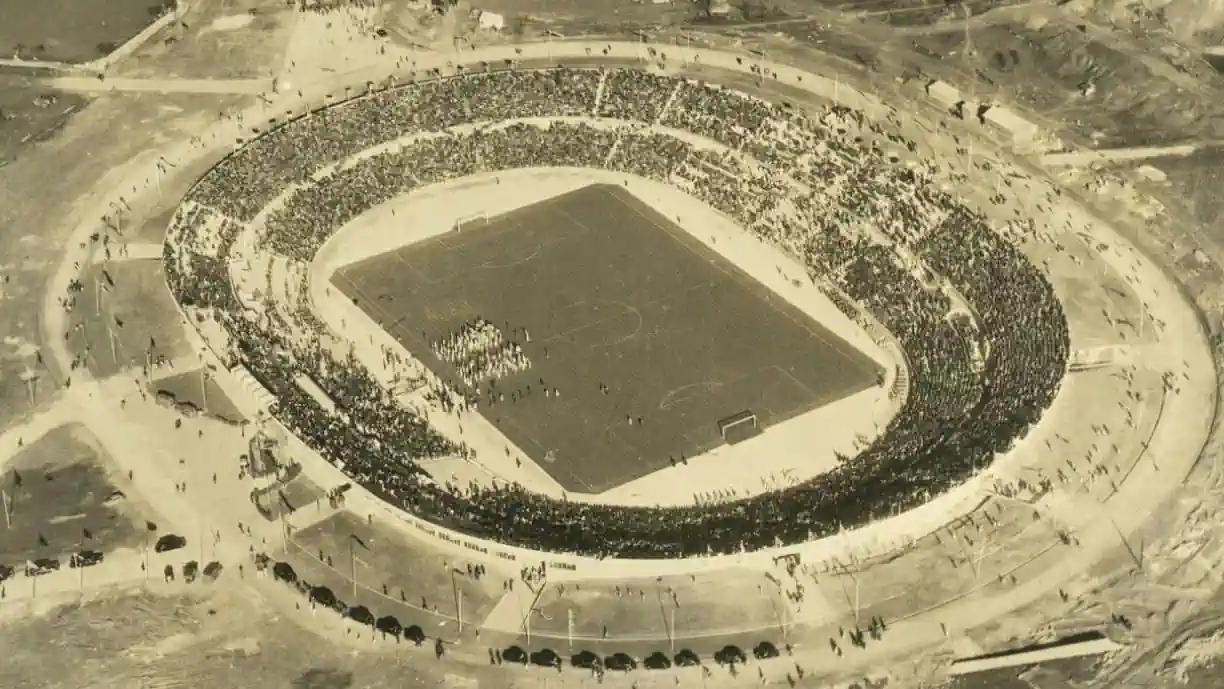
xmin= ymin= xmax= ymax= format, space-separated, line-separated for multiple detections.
xmin=151 ymin=369 xmax=246 ymax=424
xmin=0 ymin=0 xmax=169 ymax=63
xmin=112 ymin=0 xmax=293 ymax=80
xmin=70 ymin=259 xmax=194 ymax=379
xmin=335 ymin=183 xmax=881 ymax=492
xmin=289 ymin=511 xmax=507 ymax=630
xmin=531 ymin=569 xmax=792 ymax=641
xmin=0 ymin=588 xmax=475 ymax=689
xmin=0 ymin=87 xmax=89 ymax=167
xmin=262 ymin=474 xmax=328 ymax=522
xmin=0 ymin=423 xmax=153 ymax=565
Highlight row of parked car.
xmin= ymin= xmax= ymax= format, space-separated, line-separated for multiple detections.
xmin=256 ymin=551 xmax=784 ymax=675
xmin=509 ymin=642 xmax=778 ymax=672
xmin=0 ymin=533 xmax=189 ymax=580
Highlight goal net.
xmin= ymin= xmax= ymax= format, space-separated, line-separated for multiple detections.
xmin=453 ymin=211 xmax=488 ymax=232
xmin=718 ymin=410 xmax=759 ymax=445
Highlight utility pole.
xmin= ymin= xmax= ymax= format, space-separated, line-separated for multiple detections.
xmin=568 ymin=608 xmax=576 ymax=654
xmin=201 ymin=368 xmax=209 ymax=411
xmin=834 ymin=559 xmax=860 ymax=629
xmin=1 ymin=489 xmax=10 ymax=528
xmin=669 ymin=607 xmax=676 ymax=655
xmin=349 ymin=537 xmax=357 ymax=599
xmin=450 ymin=568 xmax=464 ymax=633
xmin=107 ymin=325 xmax=119 ymax=366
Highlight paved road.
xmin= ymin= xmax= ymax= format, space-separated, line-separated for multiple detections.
xmin=45 ymin=76 xmax=271 ymax=95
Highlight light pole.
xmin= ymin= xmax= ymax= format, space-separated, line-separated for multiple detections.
xmin=450 ymin=567 xmax=464 ymax=633
xmin=833 ymin=559 xmax=860 ymax=629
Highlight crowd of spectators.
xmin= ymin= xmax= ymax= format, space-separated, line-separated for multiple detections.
xmin=166 ymin=65 xmax=1070 ymax=559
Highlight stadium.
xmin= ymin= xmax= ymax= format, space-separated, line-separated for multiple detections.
xmin=153 ymin=39 xmax=1211 ymax=593
xmin=5 ymin=0 xmax=1224 ymax=678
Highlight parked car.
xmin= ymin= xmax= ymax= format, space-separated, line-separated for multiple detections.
xmin=26 ymin=558 xmax=60 ymax=576
xmin=154 ymin=534 xmax=187 ymax=553
xmin=0 ymin=564 xmax=14 ymax=582
xmin=69 ymin=550 xmax=104 ymax=568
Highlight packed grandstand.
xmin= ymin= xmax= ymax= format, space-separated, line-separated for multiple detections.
xmin=163 ymin=65 xmax=1071 ymax=559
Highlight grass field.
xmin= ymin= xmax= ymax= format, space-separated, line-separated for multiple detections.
xmin=0 ymin=0 xmax=170 ymax=63
xmin=334 ymin=183 xmax=881 ymax=493
xmin=261 ymin=474 xmax=327 ymax=522
xmin=289 ymin=511 xmax=507 ymax=633
xmin=71 ymin=258 xmax=194 ymax=379
xmin=531 ymin=569 xmax=788 ymax=641
xmin=0 ymin=423 xmax=153 ymax=565
xmin=0 ymin=87 xmax=89 ymax=167
xmin=151 ymin=369 xmax=246 ymax=424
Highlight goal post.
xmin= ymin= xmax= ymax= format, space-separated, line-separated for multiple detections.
xmin=453 ymin=210 xmax=488 ymax=232
xmin=718 ymin=410 xmax=759 ymax=444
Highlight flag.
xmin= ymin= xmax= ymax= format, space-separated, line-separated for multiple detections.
xmin=146 ymin=520 xmax=158 ymax=532
xmin=12 ymin=470 xmax=21 ymax=487
xmin=83 ymin=527 xmax=93 ymax=541
xmin=37 ymin=533 xmax=48 ymax=547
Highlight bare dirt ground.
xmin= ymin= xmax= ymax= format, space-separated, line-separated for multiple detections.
xmin=0 ymin=587 xmax=485 ymax=689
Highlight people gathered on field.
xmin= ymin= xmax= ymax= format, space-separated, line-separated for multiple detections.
xmin=163 ymin=65 xmax=1071 ymax=559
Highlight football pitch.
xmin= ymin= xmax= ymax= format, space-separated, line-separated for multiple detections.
xmin=333 ymin=183 xmax=882 ymax=494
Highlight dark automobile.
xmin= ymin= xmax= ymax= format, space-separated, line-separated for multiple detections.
xmin=752 ymin=641 xmax=780 ymax=660
xmin=271 ymin=561 xmax=297 ymax=584
xmin=26 ymin=558 xmax=60 ymax=576
xmin=183 ymin=560 xmax=200 ymax=582
xmin=643 ymin=651 xmax=672 ymax=670
xmin=605 ymin=653 xmax=636 ymax=672
xmin=714 ymin=645 xmax=747 ymax=665
xmin=69 ymin=550 xmax=104 ymax=568
xmin=673 ymin=649 xmax=701 ymax=667
xmin=0 ymin=564 xmax=14 ymax=582
xmin=154 ymin=534 xmax=187 ymax=553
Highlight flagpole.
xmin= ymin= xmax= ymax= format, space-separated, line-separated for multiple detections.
xmin=349 ymin=536 xmax=357 ymax=599
xmin=1 ymin=489 xmax=9 ymax=529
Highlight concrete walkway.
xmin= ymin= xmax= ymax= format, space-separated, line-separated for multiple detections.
xmin=45 ymin=76 xmax=271 ymax=95
xmin=92 ymin=241 xmax=163 ymax=264
xmin=1040 ymin=143 xmax=1204 ymax=168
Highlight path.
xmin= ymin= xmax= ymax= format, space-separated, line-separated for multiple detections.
xmin=1040 ymin=143 xmax=1209 ymax=168
xmin=91 ymin=241 xmax=163 ymax=264
xmin=45 ymin=76 xmax=271 ymax=96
